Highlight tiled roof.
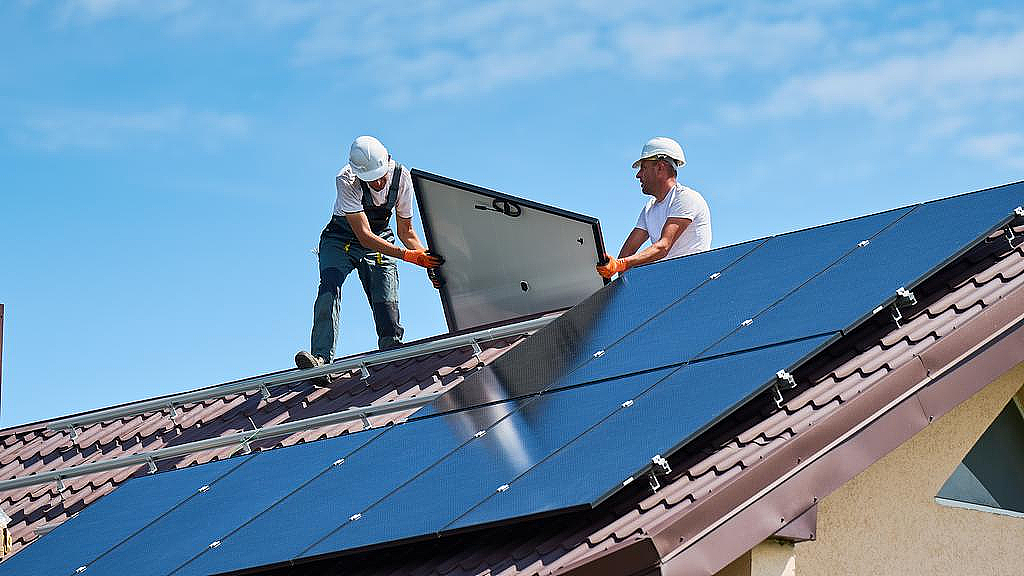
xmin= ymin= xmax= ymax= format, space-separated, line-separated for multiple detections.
xmin=0 ymin=334 xmax=531 ymax=558
xmin=257 ymin=229 xmax=1024 ymax=576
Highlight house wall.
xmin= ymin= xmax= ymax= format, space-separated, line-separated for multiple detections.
xmin=717 ymin=541 xmax=796 ymax=576
xmin=793 ymin=363 xmax=1024 ymax=576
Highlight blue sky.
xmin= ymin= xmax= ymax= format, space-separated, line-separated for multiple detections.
xmin=2 ymin=1 xmax=1023 ymax=427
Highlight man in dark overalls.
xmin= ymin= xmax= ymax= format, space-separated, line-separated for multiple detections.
xmin=295 ymin=136 xmax=443 ymax=370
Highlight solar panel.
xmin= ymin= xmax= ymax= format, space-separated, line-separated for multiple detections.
xmin=171 ymin=397 xmax=525 ymax=575
xmin=303 ymin=367 xmax=678 ymax=558
xmin=697 ymin=181 xmax=1024 ymax=358
xmin=563 ymin=207 xmax=911 ymax=386
xmin=412 ymin=170 xmax=608 ymax=332
xmin=0 ymin=457 xmax=244 ymax=576
xmin=447 ymin=333 xmax=834 ymax=531
xmin=77 ymin=431 xmax=378 ymax=576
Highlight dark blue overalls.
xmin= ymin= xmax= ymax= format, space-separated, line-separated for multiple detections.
xmin=311 ymin=164 xmax=404 ymax=358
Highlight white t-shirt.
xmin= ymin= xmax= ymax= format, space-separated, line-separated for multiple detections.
xmin=334 ymin=160 xmax=414 ymax=219
xmin=635 ymin=183 xmax=712 ymax=258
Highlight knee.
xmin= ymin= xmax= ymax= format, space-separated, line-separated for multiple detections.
xmin=318 ymin=267 xmax=344 ymax=297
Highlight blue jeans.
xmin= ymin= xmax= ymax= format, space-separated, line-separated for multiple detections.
xmin=311 ymin=230 xmax=403 ymax=360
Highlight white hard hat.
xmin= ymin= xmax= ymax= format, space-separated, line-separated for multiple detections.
xmin=632 ymin=137 xmax=686 ymax=169
xmin=349 ymin=136 xmax=390 ymax=181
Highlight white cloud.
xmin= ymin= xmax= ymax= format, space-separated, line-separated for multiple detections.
xmin=15 ymin=107 xmax=250 ymax=151
xmin=960 ymin=132 xmax=1024 ymax=170
xmin=756 ymin=28 xmax=1024 ymax=118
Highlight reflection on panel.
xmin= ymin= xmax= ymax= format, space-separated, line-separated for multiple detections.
xmin=448 ymin=334 xmax=833 ymax=530
xmin=413 ymin=170 xmax=607 ymax=332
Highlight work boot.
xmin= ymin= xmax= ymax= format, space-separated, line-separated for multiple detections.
xmin=294 ymin=351 xmax=325 ymax=370
xmin=295 ymin=351 xmax=333 ymax=386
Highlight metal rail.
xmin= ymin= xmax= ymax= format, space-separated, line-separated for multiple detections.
xmin=0 ymin=392 xmax=443 ymax=493
xmin=45 ymin=315 xmax=554 ymax=436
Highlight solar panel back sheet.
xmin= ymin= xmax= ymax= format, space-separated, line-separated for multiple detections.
xmin=412 ymin=170 xmax=608 ymax=332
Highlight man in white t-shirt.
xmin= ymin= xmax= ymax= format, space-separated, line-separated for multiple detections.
xmin=597 ymin=137 xmax=711 ymax=278
xmin=295 ymin=136 xmax=443 ymax=370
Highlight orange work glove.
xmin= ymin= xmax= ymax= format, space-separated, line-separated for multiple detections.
xmin=403 ymin=249 xmax=444 ymax=269
xmin=596 ymin=255 xmax=630 ymax=278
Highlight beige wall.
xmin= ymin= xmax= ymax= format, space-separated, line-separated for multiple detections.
xmin=793 ymin=363 xmax=1024 ymax=576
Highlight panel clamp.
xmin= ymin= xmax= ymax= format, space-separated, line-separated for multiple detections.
xmin=1004 ymin=224 xmax=1021 ymax=249
xmin=889 ymin=287 xmax=917 ymax=327
xmin=772 ymin=370 xmax=797 ymax=408
xmin=647 ymin=454 xmax=672 ymax=493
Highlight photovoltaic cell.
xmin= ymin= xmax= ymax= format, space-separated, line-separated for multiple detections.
xmin=0 ymin=458 xmax=244 ymax=576
xmin=447 ymin=334 xmax=833 ymax=531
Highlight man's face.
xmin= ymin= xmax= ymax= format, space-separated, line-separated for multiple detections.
xmin=635 ymin=158 xmax=663 ymax=196
xmin=365 ymin=175 xmax=388 ymax=191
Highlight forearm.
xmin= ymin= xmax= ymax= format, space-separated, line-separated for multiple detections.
xmin=398 ymin=227 xmax=426 ymax=252
xmin=354 ymin=230 xmax=406 ymax=259
xmin=621 ymin=243 xmax=669 ymax=268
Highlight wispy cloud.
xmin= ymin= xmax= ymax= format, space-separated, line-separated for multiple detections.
xmin=14 ymin=107 xmax=249 ymax=151
xmin=756 ymin=29 xmax=1024 ymax=118
xmin=960 ymin=132 xmax=1024 ymax=170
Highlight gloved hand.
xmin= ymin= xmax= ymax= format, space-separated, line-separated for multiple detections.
xmin=426 ymin=267 xmax=445 ymax=289
xmin=596 ymin=255 xmax=630 ymax=278
xmin=403 ymin=249 xmax=444 ymax=269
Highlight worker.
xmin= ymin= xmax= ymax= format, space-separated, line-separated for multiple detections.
xmin=597 ymin=137 xmax=711 ymax=278
xmin=295 ymin=136 xmax=443 ymax=370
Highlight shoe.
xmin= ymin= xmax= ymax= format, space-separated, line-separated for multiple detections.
xmin=295 ymin=351 xmax=325 ymax=370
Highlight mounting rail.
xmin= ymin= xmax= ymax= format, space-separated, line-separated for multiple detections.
xmin=45 ymin=315 xmax=554 ymax=435
xmin=0 ymin=392 xmax=443 ymax=492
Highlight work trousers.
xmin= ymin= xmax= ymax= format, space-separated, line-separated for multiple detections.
xmin=311 ymin=228 xmax=404 ymax=360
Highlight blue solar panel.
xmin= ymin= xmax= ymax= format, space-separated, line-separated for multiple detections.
xmin=698 ymin=182 xmax=1024 ymax=358
xmin=563 ymin=208 xmax=910 ymax=385
xmin=172 ymin=398 xmax=524 ymax=575
xmin=303 ymin=367 xmax=676 ymax=558
xmin=447 ymin=334 xmax=833 ymax=531
xmin=422 ymin=239 xmax=763 ymax=413
xmin=0 ymin=457 xmax=243 ymax=576
xmin=78 ymin=430 xmax=377 ymax=576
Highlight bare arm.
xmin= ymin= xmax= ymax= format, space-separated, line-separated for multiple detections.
xmin=617 ymin=227 xmax=649 ymax=259
xmin=396 ymin=216 xmax=426 ymax=251
xmin=344 ymin=212 xmax=406 ymax=258
xmin=619 ymin=217 xmax=691 ymax=268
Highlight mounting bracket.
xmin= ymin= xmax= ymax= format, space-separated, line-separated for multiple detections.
xmin=889 ymin=287 xmax=917 ymax=327
xmin=772 ymin=370 xmax=797 ymax=408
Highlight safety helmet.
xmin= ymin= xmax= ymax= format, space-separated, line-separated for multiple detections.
xmin=632 ymin=137 xmax=686 ymax=169
xmin=349 ymin=136 xmax=390 ymax=181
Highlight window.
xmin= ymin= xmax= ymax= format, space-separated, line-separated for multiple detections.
xmin=936 ymin=388 xmax=1024 ymax=517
